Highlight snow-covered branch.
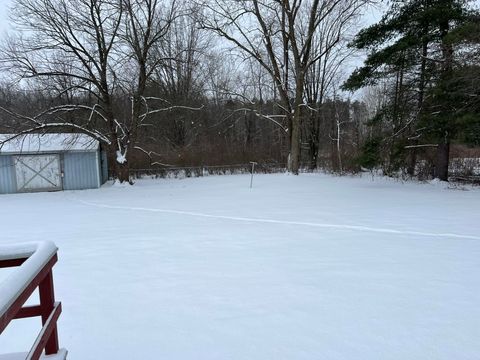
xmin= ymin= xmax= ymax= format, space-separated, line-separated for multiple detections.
xmin=233 ymin=108 xmax=288 ymax=132
xmin=139 ymin=105 xmax=205 ymax=121
xmin=133 ymin=146 xmax=174 ymax=167
xmin=0 ymin=106 xmax=112 ymax=145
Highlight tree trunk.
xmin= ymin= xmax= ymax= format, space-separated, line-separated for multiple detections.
xmin=289 ymin=110 xmax=301 ymax=175
xmin=407 ymin=146 xmax=417 ymax=177
xmin=434 ymin=141 xmax=450 ymax=181
xmin=309 ymin=136 xmax=318 ymax=170
xmin=116 ymin=162 xmax=131 ymax=183
xmin=336 ymin=129 xmax=342 ymax=173
xmin=108 ymin=145 xmax=130 ymax=183
xmin=433 ymin=19 xmax=453 ymax=182
xmin=308 ymin=111 xmax=320 ymax=170
xmin=289 ymin=67 xmax=307 ymax=175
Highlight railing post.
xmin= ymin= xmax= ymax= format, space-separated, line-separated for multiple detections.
xmin=38 ymin=269 xmax=59 ymax=355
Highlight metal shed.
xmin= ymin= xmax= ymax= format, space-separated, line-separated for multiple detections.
xmin=0 ymin=133 xmax=107 ymax=194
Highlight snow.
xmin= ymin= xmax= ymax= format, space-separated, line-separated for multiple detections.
xmin=0 ymin=349 xmax=67 ymax=360
xmin=0 ymin=134 xmax=99 ymax=154
xmin=116 ymin=150 xmax=127 ymax=164
xmin=450 ymin=157 xmax=480 ymax=175
xmin=0 ymin=173 xmax=479 ymax=359
xmin=0 ymin=241 xmax=58 ymax=318
xmin=111 ymin=179 xmax=131 ymax=187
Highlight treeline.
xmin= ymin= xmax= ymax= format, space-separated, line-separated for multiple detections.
xmin=0 ymin=0 xmax=478 ymax=182
xmin=0 ymin=84 xmax=369 ymax=172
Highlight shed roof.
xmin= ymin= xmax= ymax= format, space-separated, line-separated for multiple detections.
xmin=0 ymin=133 xmax=99 ymax=154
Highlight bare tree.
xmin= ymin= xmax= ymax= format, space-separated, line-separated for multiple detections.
xmin=0 ymin=0 xmax=198 ymax=182
xmin=303 ymin=1 xmax=362 ymax=168
xmin=198 ymin=0 xmax=372 ymax=174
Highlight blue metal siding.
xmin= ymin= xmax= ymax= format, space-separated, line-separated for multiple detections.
xmin=0 ymin=155 xmax=16 ymax=194
xmin=63 ymin=152 xmax=100 ymax=190
xmin=101 ymin=150 xmax=109 ymax=183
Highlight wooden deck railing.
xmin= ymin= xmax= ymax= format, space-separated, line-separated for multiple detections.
xmin=0 ymin=242 xmax=65 ymax=360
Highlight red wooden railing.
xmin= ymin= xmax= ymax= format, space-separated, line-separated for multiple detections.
xmin=0 ymin=242 xmax=64 ymax=360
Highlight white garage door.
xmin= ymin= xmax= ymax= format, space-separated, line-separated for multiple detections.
xmin=14 ymin=154 xmax=62 ymax=192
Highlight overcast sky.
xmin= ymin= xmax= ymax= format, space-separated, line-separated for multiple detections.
xmin=0 ymin=1 xmax=380 ymax=39
xmin=0 ymin=0 xmax=478 ymax=43
xmin=0 ymin=0 xmax=11 ymax=35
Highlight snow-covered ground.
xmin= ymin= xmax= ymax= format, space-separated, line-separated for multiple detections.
xmin=1 ymin=173 xmax=479 ymax=360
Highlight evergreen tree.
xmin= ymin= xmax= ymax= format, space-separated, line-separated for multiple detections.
xmin=344 ymin=0 xmax=480 ymax=180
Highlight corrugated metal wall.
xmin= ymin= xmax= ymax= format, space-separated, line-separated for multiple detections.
xmin=0 ymin=155 xmax=16 ymax=194
xmin=1 ymin=151 xmax=102 ymax=194
xmin=63 ymin=152 xmax=101 ymax=190
xmin=101 ymin=151 xmax=109 ymax=183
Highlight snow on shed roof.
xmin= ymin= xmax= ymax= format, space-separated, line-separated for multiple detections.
xmin=0 ymin=133 xmax=99 ymax=154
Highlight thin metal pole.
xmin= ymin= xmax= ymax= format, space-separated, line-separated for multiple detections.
xmin=250 ymin=162 xmax=257 ymax=188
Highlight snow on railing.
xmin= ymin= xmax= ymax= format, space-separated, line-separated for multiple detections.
xmin=0 ymin=241 xmax=66 ymax=360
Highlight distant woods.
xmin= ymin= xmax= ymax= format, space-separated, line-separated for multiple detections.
xmin=0 ymin=0 xmax=479 ymax=181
